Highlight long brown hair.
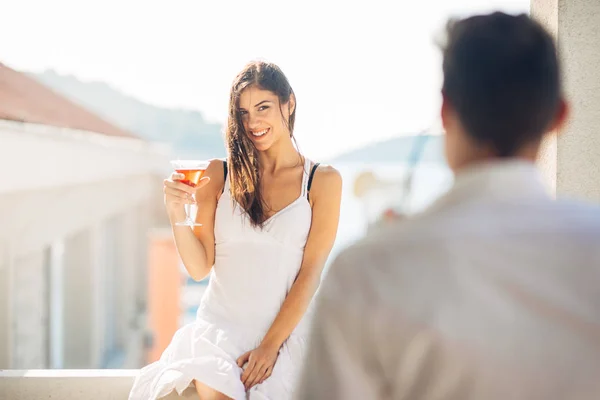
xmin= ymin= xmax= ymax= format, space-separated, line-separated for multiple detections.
xmin=226 ymin=61 xmax=297 ymax=228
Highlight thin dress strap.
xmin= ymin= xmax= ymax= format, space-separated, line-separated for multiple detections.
xmin=222 ymin=158 xmax=229 ymax=193
xmin=301 ymin=157 xmax=311 ymax=197
xmin=306 ymin=162 xmax=320 ymax=200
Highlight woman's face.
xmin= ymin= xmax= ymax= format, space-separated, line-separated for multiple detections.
xmin=238 ymin=85 xmax=294 ymax=152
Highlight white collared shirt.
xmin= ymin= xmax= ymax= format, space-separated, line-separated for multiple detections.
xmin=296 ymin=161 xmax=600 ymax=400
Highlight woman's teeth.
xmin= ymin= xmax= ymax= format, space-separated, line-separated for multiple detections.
xmin=252 ymin=128 xmax=269 ymax=137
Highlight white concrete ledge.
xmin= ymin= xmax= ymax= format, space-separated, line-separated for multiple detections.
xmin=0 ymin=120 xmax=171 ymax=194
xmin=0 ymin=370 xmax=197 ymax=399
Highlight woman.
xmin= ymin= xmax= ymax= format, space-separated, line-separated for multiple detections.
xmin=129 ymin=61 xmax=342 ymax=400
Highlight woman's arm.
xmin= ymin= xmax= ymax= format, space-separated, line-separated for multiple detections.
xmin=238 ymin=164 xmax=343 ymax=389
xmin=261 ymin=164 xmax=343 ymax=346
xmin=167 ymin=159 xmax=224 ymax=281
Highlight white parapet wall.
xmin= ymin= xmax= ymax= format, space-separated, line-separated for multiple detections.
xmin=0 ymin=120 xmax=173 ymax=370
xmin=0 ymin=119 xmax=171 ymax=260
xmin=0 ymin=370 xmax=198 ymax=399
xmin=0 ymin=119 xmax=169 ymax=194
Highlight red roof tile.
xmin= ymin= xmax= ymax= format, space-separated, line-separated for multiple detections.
xmin=0 ymin=63 xmax=137 ymax=138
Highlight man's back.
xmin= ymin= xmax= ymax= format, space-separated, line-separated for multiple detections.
xmin=298 ymin=162 xmax=600 ymax=399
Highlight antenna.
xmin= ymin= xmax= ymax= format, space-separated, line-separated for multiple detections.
xmin=396 ymin=125 xmax=434 ymax=215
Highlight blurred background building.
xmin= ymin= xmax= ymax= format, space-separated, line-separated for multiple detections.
xmin=0 ymin=63 xmax=169 ymax=369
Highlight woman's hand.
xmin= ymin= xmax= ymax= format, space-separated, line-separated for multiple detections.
xmin=163 ymin=172 xmax=210 ymax=220
xmin=236 ymin=343 xmax=281 ymax=390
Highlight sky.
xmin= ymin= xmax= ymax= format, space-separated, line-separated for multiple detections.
xmin=0 ymin=0 xmax=530 ymax=159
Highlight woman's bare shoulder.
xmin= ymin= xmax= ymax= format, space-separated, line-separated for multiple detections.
xmin=309 ymin=163 xmax=342 ymax=199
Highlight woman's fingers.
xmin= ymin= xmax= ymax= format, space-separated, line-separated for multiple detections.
xmin=244 ymin=363 xmax=264 ymax=390
xmin=236 ymin=351 xmax=251 ymax=368
xmin=163 ymin=186 xmax=188 ymax=197
xmin=164 ymin=187 xmax=191 ymax=201
xmin=248 ymin=365 xmax=269 ymax=389
xmin=196 ymin=176 xmax=211 ymax=189
xmin=241 ymin=359 xmax=257 ymax=385
xmin=258 ymin=366 xmax=272 ymax=385
xmin=164 ymin=179 xmax=196 ymax=194
xmin=169 ymin=172 xmax=184 ymax=181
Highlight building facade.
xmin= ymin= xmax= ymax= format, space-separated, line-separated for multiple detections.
xmin=0 ymin=65 xmax=169 ymax=369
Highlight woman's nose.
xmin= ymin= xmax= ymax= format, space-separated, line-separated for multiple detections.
xmin=247 ymin=113 xmax=260 ymax=130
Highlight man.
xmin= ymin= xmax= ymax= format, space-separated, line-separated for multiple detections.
xmin=296 ymin=12 xmax=600 ymax=400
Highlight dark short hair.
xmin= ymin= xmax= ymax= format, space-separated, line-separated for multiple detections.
xmin=441 ymin=12 xmax=563 ymax=156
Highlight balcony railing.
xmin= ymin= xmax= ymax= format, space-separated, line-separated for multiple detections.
xmin=0 ymin=369 xmax=197 ymax=399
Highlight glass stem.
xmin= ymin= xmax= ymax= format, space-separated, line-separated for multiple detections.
xmin=185 ymin=194 xmax=197 ymax=222
xmin=184 ymin=204 xmax=192 ymax=221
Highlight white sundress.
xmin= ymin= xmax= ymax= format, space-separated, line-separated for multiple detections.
xmin=129 ymin=158 xmax=317 ymax=400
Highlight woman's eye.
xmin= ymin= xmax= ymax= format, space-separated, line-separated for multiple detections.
xmin=239 ymin=110 xmax=248 ymax=116
xmin=258 ymin=106 xmax=269 ymax=111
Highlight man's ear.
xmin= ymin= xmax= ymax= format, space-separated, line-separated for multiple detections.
xmin=549 ymin=98 xmax=569 ymax=135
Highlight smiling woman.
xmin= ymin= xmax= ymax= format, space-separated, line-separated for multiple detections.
xmin=227 ymin=63 xmax=300 ymax=228
xmin=128 ymin=61 xmax=343 ymax=400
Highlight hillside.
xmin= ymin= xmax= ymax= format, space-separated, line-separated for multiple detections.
xmin=330 ymin=134 xmax=445 ymax=164
xmin=29 ymin=70 xmax=446 ymax=165
xmin=30 ymin=70 xmax=226 ymax=159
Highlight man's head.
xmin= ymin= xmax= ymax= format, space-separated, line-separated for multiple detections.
xmin=440 ymin=12 xmax=569 ymax=171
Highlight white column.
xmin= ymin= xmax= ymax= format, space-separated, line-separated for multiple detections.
xmin=532 ymin=0 xmax=600 ymax=202
xmin=0 ymin=243 xmax=13 ymax=368
xmin=48 ymin=240 xmax=65 ymax=369
xmin=136 ymin=202 xmax=151 ymax=325
xmin=62 ymin=229 xmax=95 ymax=368
xmin=12 ymin=250 xmax=47 ymax=368
xmin=118 ymin=211 xmax=135 ymax=349
xmin=91 ymin=222 xmax=107 ymax=368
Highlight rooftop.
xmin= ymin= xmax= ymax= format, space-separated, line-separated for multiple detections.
xmin=0 ymin=62 xmax=136 ymax=138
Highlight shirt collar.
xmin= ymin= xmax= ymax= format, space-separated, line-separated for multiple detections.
xmin=430 ymin=160 xmax=552 ymax=211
